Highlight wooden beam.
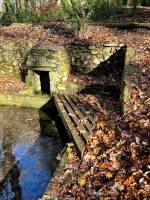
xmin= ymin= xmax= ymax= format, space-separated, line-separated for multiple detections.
xmin=59 ymin=95 xmax=89 ymax=142
xmin=54 ymin=95 xmax=85 ymax=155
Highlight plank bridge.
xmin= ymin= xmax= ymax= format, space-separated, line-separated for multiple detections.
xmin=54 ymin=94 xmax=100 ymax=155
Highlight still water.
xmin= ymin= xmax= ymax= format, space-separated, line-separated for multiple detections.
xmin=0 ymin=107 xmax=62 ymax=200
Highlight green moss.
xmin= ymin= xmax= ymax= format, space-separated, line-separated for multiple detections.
xmin=0 ymin=93 xmax=49 ymax=108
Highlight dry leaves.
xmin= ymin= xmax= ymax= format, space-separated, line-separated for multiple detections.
xmin=0 ymin=10 xmax=149 ymax=199
xmin=0 ymin=75 xmax=25 ymax=93
xmin=52 ymin=93 xmax=150 ymax=199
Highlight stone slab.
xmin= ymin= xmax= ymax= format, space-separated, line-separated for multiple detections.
xmin=0 ymin=93 xmax=50 ymax=108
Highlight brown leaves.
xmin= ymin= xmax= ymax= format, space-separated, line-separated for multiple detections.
xmin=97 ymin=121 xmax=106 ymax=130
xmin=52 ymin=99 xmax=149 ymax=199
xmin=91 ymin=139 xmax=99 ymax=146
xmin=79 ymin=174 xmax=87 ymax=187
xmin=68 ymin=153 xmax=75 ymax=161
xmin=99 ymin=162 xmax=112 ymax=170
xmin=0 ymin=75 xmax=25 ymax=93
xmin=123 ymin=176 xmax=135 ymax=186
xmin=105 ymin=172 xmax=113 ymax=179
xmin=27 ymin=17 xmax=149 ymax=200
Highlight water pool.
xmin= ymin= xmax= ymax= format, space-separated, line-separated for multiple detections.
xmin=0 ymin=107 xmax=62 ymax=200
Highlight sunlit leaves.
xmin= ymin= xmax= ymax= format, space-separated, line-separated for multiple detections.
xmin=105 ymin=172 xmax=113 ymax=178
xmin=123 ymin=176 xmax=135 ymax=186
xmin=79 ymin=174 xmax=87 ymax=187
xmin=53 ymin=96 xmax=150 ymax=199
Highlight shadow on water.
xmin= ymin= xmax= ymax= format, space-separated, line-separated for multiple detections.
xmin=0 ymin=164 xmax=21 ymax=200
xmin=0 ymin=106 xmax=63 ymax=200
xmin=39 ymin=97 xmax=70 ymax=146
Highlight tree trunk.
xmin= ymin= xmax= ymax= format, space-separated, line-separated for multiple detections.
xmin=0 ymin=0 xmax=5 ymax=19
xmin=16 ymin=0 xmax=25 ymax=11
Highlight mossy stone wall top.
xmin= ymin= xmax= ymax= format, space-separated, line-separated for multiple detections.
xmin=68 ymin=43 xmax=126 ymax=74
xmin=26 ymin=43 xmax=68 ymax=69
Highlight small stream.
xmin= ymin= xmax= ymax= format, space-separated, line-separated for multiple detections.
xmin=0 ymin=107 xmax=62 ymax=200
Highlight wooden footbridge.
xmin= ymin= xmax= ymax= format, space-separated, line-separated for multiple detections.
xmin=54 ymin=94 xmax=100 ymax=155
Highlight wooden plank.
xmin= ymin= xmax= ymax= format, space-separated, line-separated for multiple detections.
xmin=65 ymin=95 xmax=92 ymax=132
xmin=59 ymin=95 xmax=89 ymax=142
xmin=71 ymin=95 xmax=94 ymax=120
xmin=54 ymin=95 xmax=85 ymax=154
xmin=59 ymin=95 xmax=79 ymax=123
xmin=79 ymin=95 xmax=97 ymax=115
xmin=71 ymin=95 xmax=94 ymax=123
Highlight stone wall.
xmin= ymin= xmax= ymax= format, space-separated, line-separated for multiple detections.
xmin=122 ymin=47 xmax=139 ymax=113
xmin=0 ymin=41 xmax=128 ymax=99
xmin=69 ymin=43 xmax=126 ymax=74
xmin=0 ymin=40 xmax=134 ymax=110
xmin=26 ymin=43 xmax=70 ymax=95
xmin=0 ymin=40 xmax=33 ymax=76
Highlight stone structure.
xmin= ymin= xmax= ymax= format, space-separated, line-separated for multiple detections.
xmin=24 ymin=43 xmax=127 ymax=95
xmin=25 ymin=43 xmax=70 ymax=95
xmin=69 ymin=43 xmax=126 ymax=74
xmin=0 ymin=41 xmax=127 ymax=78
xmin=0 ymin=40 xmax=132 ymax=111
xmin=0 ymin=40 xmax=33 ymax=76
xmin=122 ymin=47 xmax=139 ymax=113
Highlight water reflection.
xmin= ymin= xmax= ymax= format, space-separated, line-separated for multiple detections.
xmin=0 ymin=138 xmax=61 ymax=200
xmin=0 ymin=107 xmax=62 ymax=200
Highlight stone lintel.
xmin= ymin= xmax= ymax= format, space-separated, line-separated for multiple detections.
xmin=29 ymin=67 xmax=56 ymax=71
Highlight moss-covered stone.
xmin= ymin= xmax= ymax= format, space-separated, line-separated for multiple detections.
xmin=26 ymin=43 xmax=71 ymax=95
xmin=0 ymin=93 xmax=49 ymax=108
xmin=122 ymin=63 xmax=140 ymax=114
xmin=125 ymin=47 xmax=136 ymax=65
xmin=0 ymin=41 xmax=127 ymax=98
xmin=0 ymin=40 xmax=33 ymax=76
xmin=68 ymin=43 xmax=125 ymax=74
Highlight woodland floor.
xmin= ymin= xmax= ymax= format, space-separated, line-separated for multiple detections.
xmin=0 ymin=9 xmax=150 ymax=199
xmin=99 ymin=6 xmax=150 ymax=23
xmin=0 ymin=20 xmax=150 ymax=93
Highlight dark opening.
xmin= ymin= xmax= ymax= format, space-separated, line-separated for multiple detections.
xmin=40 ymin=98 xmax=70 ymax=146
xmin=36 ymin=71 xmax=50 ymax=95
